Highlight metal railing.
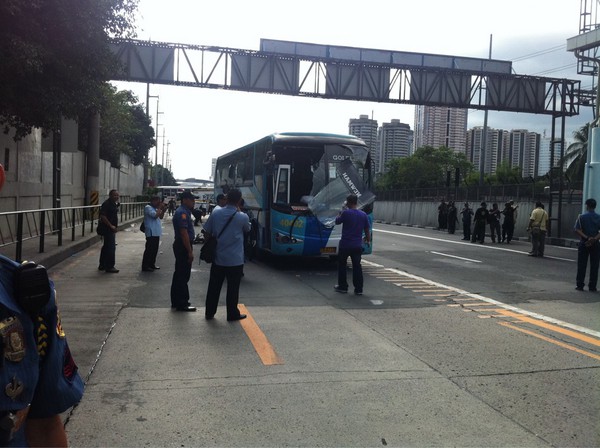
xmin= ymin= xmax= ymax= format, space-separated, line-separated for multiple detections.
xmin=0 ymin=202 xmax=145 ymax=262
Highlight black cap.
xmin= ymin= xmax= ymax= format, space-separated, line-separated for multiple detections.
xmin=180 ymin=191 xmax=194 ymax=200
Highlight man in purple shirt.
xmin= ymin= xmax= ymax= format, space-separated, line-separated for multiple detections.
xmin=334 ymin=194 xmax=371 ymax=295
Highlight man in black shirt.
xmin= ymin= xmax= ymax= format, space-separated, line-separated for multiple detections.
xmin=98 ymin=189 xmax=120 ymax=273
xmin=471 ymin=202 xmax=489 ymax=244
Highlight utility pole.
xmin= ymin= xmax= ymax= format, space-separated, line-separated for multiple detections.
xmin=479 ymin=34 xmax=492 ymax=187
xmin=145 ymin=87 xmax=159 ymax=190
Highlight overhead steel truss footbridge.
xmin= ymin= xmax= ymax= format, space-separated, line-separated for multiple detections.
xmin=109 ymin=38 xmax=581 ymax=118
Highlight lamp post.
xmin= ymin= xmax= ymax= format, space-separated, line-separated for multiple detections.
xmin=155 ymin=108 xmax=164 ymax=167
xmin=162 ymin=140 xmax=170 ymax=186
xmin=145 ymin=91 xmax=159 ymax=189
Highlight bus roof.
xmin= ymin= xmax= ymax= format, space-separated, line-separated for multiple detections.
xmin=218 ymin=132 xmax=367 ymax=161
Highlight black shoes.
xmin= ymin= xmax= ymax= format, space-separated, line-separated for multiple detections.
xmin=227 ymin=314 xmax=247 ymax=321
xmin=142 ymin=265 xmax=160 ymax=272
xmin=105 ymin=268 xmax=119 ymax=273
xmin=175 ymin=306 xmax=197 ymax=312
xmin=334 ymin=285 xmax=348 ymax=294
xmin=575 ymin=286 xmax=584 ymax=291
xmin=98 ymin=265 xmax=105 ymax=271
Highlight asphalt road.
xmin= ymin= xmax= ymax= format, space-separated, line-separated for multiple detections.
xmin=55 ymin=219 xmax=599 ymax=447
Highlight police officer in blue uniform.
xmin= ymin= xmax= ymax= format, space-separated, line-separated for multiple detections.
xmin=0 ymin=254 xmax=84 ymax=446
xmin=170 ymin=191 xmax=197 ymax=312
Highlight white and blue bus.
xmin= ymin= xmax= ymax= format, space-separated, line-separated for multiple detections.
xmin=214 ymin=132 xmax=374 ymax=257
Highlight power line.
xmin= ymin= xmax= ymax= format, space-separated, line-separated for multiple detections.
xmin=532 ymin=63 xmax=578 ymax=76
xmin=511 ymin=44 xmax=566 ymax=62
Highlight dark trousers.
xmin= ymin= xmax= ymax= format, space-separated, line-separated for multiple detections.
xmin=502 ymin=221 xmax=514 ymax=242
xmin=530 ymin=230 xmax=546 ymax=256
xmin=490 ymin=221 xmax=501 ymax=242
xmin=448 ymin=220 xmax=456 ymax=234
xmin=142 ymin=236 xmax=160 ymax=269
xmin=99 ymin=231 xmax=116 ymax=269
xmin=205 ymin=264 xmax=244 ymax=319
xmin=472 ymin=221 xmax=486 ymax=243
xmin=462 ymin=221 xmax=471 ymax=240
xmin=576 ymin=242 xmax=600 ymax=289
xmin=337 ymin=247 xmax=364 ymax=293
xmin=170 ymin=240 xmax=192 ymax=308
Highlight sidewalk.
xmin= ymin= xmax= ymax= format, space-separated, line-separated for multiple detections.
xmin=51 ymin=224 xmax=549 ymax=447
xmin=4 ymin=218 xmax=582 ymax=446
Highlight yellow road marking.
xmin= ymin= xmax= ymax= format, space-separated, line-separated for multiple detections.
xmin=495 ymin=309 xmax=600 ymax=347
xmin=238 ymin=304 xmax=284 ymax=366
xmin=455 ymin=303 xmax=490 ymax=307
xmin=499 ymin=322 xmax=600 ymax=361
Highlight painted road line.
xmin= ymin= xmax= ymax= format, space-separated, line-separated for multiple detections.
xmin=238 ymin=304 xmax=283 ymax=366
xmin=374 ymin=228 xmax=576 ymax=262
xmin=499 ymin=322 xmax=600 ymax=361
xmin=362 ymin=259 xmax=600 ymax=339
xmin=429 ymin=251 xmax=482 ymax=263
xmin=494 ymin=309 xmax=600 ymax=347
xmin=411 ymin=289 xmax=452 ymax=292
xmin=455 ymin=303 xmax=493 ymax=307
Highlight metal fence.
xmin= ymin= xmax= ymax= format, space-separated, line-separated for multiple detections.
xmin=374 ymin=182 xmax=584 ymax=205
xmin=0 ymin=202 xmax=145 ymax=262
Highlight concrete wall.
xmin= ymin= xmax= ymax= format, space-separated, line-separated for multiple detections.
xmin=374 ymin=200 xmax=582 ymax=242
xmin=0 ymin=124 xmax=144 ymax=214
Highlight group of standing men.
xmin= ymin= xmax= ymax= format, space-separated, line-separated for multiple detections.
xmin=97 ymin=189 xmax=251 ymax=320
xmin=439 ymin=200 xmax=518 ymax=244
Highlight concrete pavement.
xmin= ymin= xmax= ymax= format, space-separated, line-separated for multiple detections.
xmin=24 ymin=218 xmax=560 ymax=447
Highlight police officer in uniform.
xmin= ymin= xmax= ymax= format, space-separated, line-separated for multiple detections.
xmin=0 ymin=255 xmax=84 ymax=446
xmin=170 ymin=191 xmax=197 ymax=312
xmin=0 ymin=163 xmax=83 ymax=446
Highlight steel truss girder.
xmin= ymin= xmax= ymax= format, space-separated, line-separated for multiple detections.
xmin=110 ymin=38 xmax=580 ymax=117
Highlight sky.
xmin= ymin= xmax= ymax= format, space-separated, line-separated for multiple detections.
xmin=113 ymin=0 xmax=594 ymax=181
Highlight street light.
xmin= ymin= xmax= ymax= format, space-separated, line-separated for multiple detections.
xmin=162 ymin=140 xmax=170 ymax=186
xmin=155 ymin=110 xmax=164 ymax=167
xmin=145 ymin=93 xmax=159 ymax=189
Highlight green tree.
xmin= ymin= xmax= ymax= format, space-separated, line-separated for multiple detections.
xmin=560 ymin=123 xmax=589 ymax=182
xmin=151 ymin=165 xmax=177 ymax=187
xmin=80 ymin=86 xmax=155 ymax=167
xmin=494 ymin=161 xmax=522 ymax=184
xmin=0 ymin=0 xmax=139 ymax=138
xmin=377 ymin=146 xmax=474 ymax=189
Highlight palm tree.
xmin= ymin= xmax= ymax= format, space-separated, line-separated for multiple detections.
xmin=560 ymin=123 xmax=589 ymax=182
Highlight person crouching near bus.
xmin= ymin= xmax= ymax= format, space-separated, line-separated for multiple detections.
xmin=334 ymin=194 xmax=371 ymax=295
xmin=204 ymin=189 xmax=251 ymax=321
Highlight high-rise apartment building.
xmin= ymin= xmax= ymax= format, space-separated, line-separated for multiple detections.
xmin=349 ymin=114 xmax=379 ymax=172
xmin=507 ymin=130 xmax=540 ymax=179
xmin=466 ymin=127 xmax=508 ymax=174
xmin=378 ymin=119 xmax=413 ymax=174
xmin=414 ymin=106 xmax=468 ymax=153
xmin=538 ymin=136 xmax=563 ymax=176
